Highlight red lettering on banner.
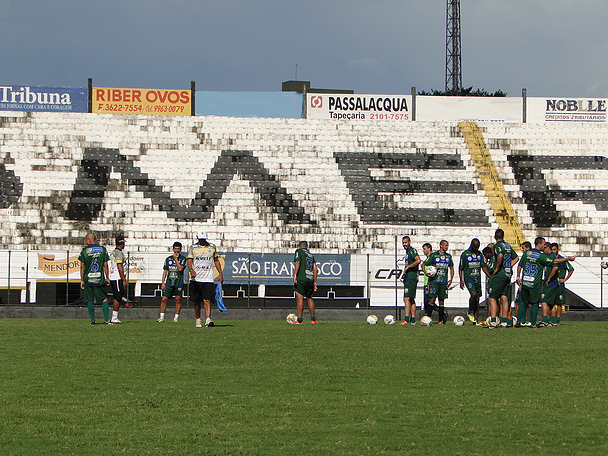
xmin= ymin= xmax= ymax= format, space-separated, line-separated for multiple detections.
xmin=146 ymin=91 xmax=157 ymax=103
xmin=132 ymin=90 xmax=141 ymax=102
xmin=112 ymin=90 xmax=122 ymax=102
xmin=180 ymin=91 xmax=190 ymax=103
xmin=168 ymin=91 xmax=179 ymax=103
xmin=95 ymin=89 xmax=106 ymax=101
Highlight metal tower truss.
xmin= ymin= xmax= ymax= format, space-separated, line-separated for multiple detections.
xmin=445 ymin=0 xmax=463 ymax=95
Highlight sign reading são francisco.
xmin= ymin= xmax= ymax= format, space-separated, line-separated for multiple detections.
xmin=307 ymin=93 xmax=412 ymax=121
xmin=0 ymin=85 xmax=87 ymax=112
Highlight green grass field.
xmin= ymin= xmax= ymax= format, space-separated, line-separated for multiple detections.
xmin=1 ymin=318 xmax=607 ymax=455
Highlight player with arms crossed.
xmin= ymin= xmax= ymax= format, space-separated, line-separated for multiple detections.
xmin=292 ymin=241 xmax=319 ymax=325
xmin=487 ymin=229 xmax=518 ymax=328
xmin=187 ymin=230 xmax=224 ymax=328
xmin=459 ymin=238 xmax=491 ymax=325
xmin=79 ymin=233 xmax=112 ymax=325
xmin=516 ymin=237 xmax=574 ymax=328
xmin=158 ymin=241 xmax=187 ymax=323
xmin=423 ymin=240 xmax=454 ymax=325
xmin=400 ymin=236 xmax=421 ymax=325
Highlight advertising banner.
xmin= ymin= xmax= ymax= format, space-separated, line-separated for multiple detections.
xmin=416 ymin=96 xmax=522 ymax=122
xmin=528 ymin=97 xmax=607 ymax=123
xmin=223 ymin=253 xmax=350 ymax=286
xmin=0 ymin=84 xmax=87 ymax=112
xmin=92 ymin=87 xmax=191 ymax=116
xmin=306 ymin=93 xmax=411 ymax=121
xmin=195 ymin=91 xmax=302 ymax=118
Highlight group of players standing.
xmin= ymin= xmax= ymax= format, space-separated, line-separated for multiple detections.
xmin=399 ymin=229 xmax=575 ymax=328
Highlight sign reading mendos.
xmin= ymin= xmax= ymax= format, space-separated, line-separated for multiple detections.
xmin=307 ymin=93 xmax=412 ymax=121
xmin=0 ymin=85 xmax=87 ymax=112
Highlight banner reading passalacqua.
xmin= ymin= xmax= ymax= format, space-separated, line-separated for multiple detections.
xmin=307 ymin=93 xmax=411 ymax=121
xmin=0 ymin=85 xmax=87 ymax=112
xmin=92 ymin=87 xmax=191 ymax=116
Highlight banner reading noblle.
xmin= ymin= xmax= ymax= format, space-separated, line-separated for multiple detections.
xmin=0 ymin=85 xmax=87 ymax=112
xmin=307 ymin=93 xmax=412 ymax=121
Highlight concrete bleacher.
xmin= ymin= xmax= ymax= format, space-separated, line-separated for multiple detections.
xmin=480 ymin=122 xmax=608 ymax=257
xmin=1 ymin=112 xmax=497 ymax=254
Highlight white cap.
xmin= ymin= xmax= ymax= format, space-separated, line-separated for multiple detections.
xmin=195 ymin=229 xmax=208 ymax=240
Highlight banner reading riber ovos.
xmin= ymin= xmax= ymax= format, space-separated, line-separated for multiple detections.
xmin=92 ymin=87 xmax=191 ymax=116
xmin=307 ymin=93 xmax=411 ymax=121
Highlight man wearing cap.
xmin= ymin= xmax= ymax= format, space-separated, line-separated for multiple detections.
xmin=108 ymin=236 xmax=128 ymax=324
xmin=187 ymin=230 xmax=224 ymax=327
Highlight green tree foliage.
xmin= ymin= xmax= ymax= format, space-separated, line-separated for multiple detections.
xmin=418 ymin=86 xmax=507 ymax=97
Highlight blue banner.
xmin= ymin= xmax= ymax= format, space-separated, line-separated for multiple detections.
xmin=195 ymin=91 xmax=302 ymax=118
xmin=222 ymin=253 xmax=350 ymax=286
xmin=0 ymin=84 xmax=88 ymax=112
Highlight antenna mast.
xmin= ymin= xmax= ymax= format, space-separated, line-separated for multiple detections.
xmin=445 ymin=0 xmax=462 ymax=95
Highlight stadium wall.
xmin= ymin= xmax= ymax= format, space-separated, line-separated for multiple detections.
xmin=1 ymin=111 xmax=608 ymax=307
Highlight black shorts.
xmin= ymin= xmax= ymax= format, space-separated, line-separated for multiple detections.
xmin=189 ymin=281 xmax=216 ymax=303
xmin=110 ymin=280 xmax=126 ymax=303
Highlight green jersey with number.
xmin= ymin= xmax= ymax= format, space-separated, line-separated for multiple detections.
xmin=493 ymin=240 xmax=518 ymax=280
xmin=294 ymin=248 xmax=315 ymax=282
xmin=424 ymin=251 xmax=453 ymax=285
xmin=79 ymin=244 xmax=109 ymax=287
xmin=401 ymin=246 xmax=420 ymax=282
xmin=519 ymin=248 xmax=554 ymax=289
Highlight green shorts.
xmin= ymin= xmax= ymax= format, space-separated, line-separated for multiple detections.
xmin=488 ymin=277 xmax=510 ymax=300
xmin=162 ymin=285 xmax=183 ymax=298
xmin=403 ymin=280 xmax=418 ymax=299
xmin=84 ymin=286 xmax=107 ymax=303
xmin=428 ymin=281 xmax=448 ymax=300
xmin=557 ymin=284 xmax=566 ymax=306
xmin=542 ymin=285 xmax=559 ymax=307
xmin=464 ymin=277 xmax=482 ymax=297
xmin=520 ymin=286 xmax=542 ymax=305
xmin=294 ymin=280 xmax=314 ymax=298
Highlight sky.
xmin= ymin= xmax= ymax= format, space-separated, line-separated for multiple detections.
xmin=1 ymin=0 xmax=608 ymax=98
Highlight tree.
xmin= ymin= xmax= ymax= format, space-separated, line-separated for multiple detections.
xmin=418 ymin=87 xmax=507 ymax=97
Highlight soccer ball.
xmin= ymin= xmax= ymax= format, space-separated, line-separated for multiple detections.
xmin=366 ymin=315 xmax=378 ymax=325
xmin=426 ymin=265 xmax=437 ymax=277
xmin=286 ymin=313 xmax=297 ymax=324
xmin=384 ymin=315 xmax=395 ymax=325
xmin=601 ymin=261 xmax=608 ymax=270
xmin=453 ymin=315 xmax=465 ymax=326
xmin=421 ymin=315 xmax=433 ymax=326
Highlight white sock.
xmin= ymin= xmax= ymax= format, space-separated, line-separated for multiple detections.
xmin=112 ymin=311 xmax=118 ymax=319
xmin=174 ymin=314 xmax=179 ymax=321
xmin=160 ymin=313 xmax=165 ymax=320
xmin=205 ymin=317 xmax=211 ymax=324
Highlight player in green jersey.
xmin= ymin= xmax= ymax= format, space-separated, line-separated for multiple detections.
xmin=459 ymin=238 xmax=492 ymax=325
xmin=421 ymin=243 xmax=433 ymax=317
xmin=516 ymin=237 xmax=575 ymax=328
xmin=79 ymin=232 xmax=111 ymax=325
xmin=292 ymin=241 xmax=318 ymax=325
xmin=400 ymin=236 xmax=421 ymax=325
xmin=158 ymin=242 xmax=187 ymax=322
xmin=539 ymin=243 xmax=559 ymax=327
xmin=551 ymin=243 xmax=574 ymax=325
xmin=514 ymin=241 xmax=532 ymax=327
xmin=480 ymin=245 xmax=495 ymax=324
xmin=423 ymin=240 xmax=454 ymax=325
xmin=488 ymin=229 xmax=519 ymax=328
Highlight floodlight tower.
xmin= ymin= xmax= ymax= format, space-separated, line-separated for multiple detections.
xmin=445 ymin=0 xmax=463 ymax=95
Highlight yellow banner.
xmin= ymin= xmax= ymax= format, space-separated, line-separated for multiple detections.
xmin=37 ymin=254 xmax=81 ymax=276
xmin=92 ymin=87 xmax=191 ymax=116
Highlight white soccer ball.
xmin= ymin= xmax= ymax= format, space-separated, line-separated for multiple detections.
xmin=426 ymin=265 xmax=437 ymax=277
xmin=384 ymin=315 xmax=395 ymax=325
xmin=286 ymin=313 xmax=297 ymax=324
xmin=421 ymin=315 xmax=433 ymax=326
xmin=453 ymin=315 xmax=465 ymax=326
xmin=366 ymin=315 xmax=378 ymax=325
